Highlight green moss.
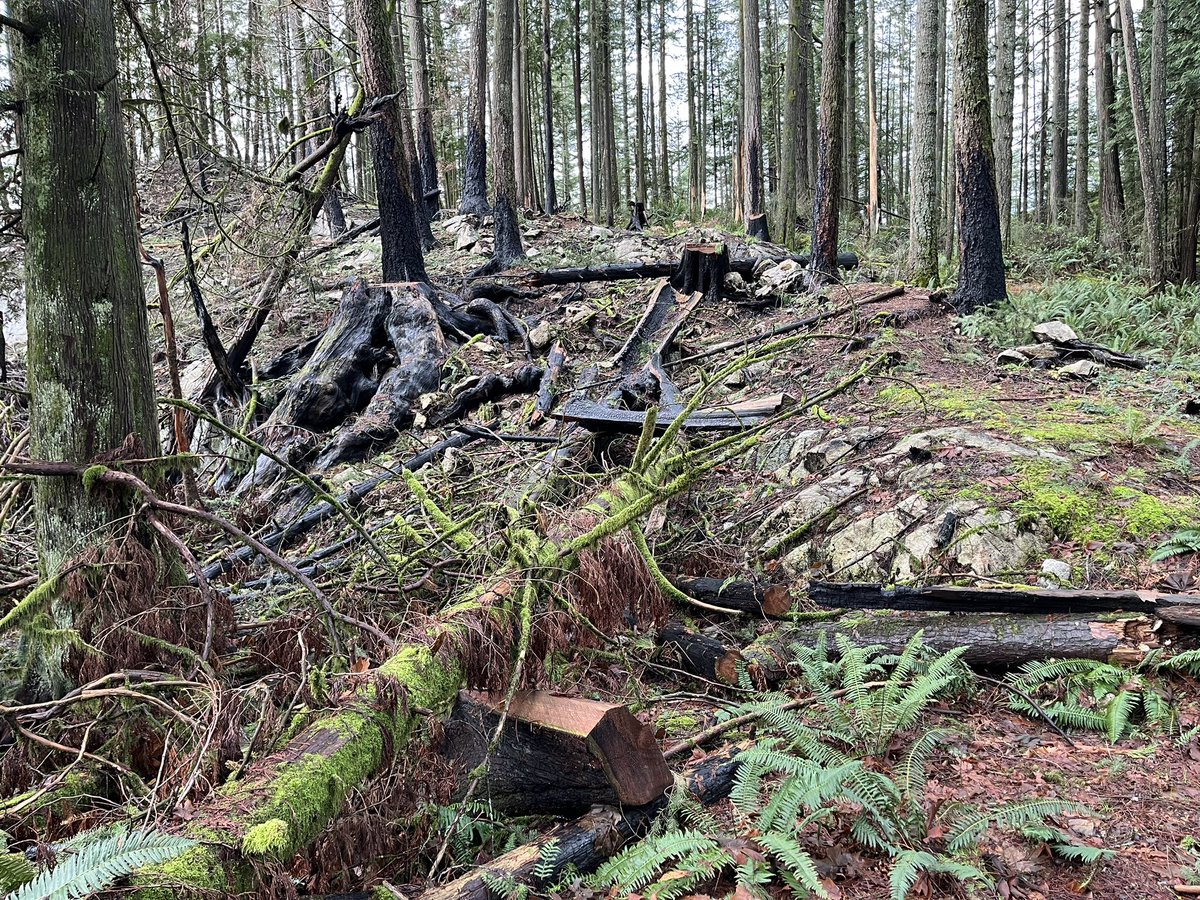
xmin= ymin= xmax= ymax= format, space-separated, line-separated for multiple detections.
xmin=132 ymin=844 xmax=238 ymax=899
xmin=376 ymin=644 xmax=463 ymax=714
xmin=656 ymin=713 xmax=701 ymax=736
xmin=241 ymin=818 xmax=290 ymax=857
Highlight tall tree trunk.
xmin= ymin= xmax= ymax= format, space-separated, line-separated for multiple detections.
xmin=742 ymin=0 xmax=770 ymax=240
xmin=636 ymin=0 xmax=648 ymax=207
xmin=541 ymin=0 xmax=557 ymax=213
xmin=305 ymin=0 xmax=348 ymax=234
xmin=799 ymin=0 xmax=812 ymax=196
xmin=952 ymin=0 xmax=1006 ymax=310
xmin=775 ymin=0 xmax=803 ymax=244
xmin=14 ymin=0 xmax=163 ymax=699
xmin=864 ymin=0 xmax=879 ymax=240
xmin=406 ymin=0 xmax=441 ymax=218
xmin=460 ymin=0 xmax=491 ymax=215
xmin=392 ymin=8 xmax=437 ymax=249
xmin=843 ymin=0 xmax=857 ymax=210
xmin=1117 ymin=0 xmax=1166 ymax=285
xmin=1149 ymin=0 xmax=1167 ymax=277
xmin=657 ymin=0 xmax=669 ymax=203
xmin=494 ymin=0 xmax=526 ymax=261
xmin=354 ymin=0 xmax=428 ymax=281
xmin=686 ymin=0 xmax=700 ymax=217
xmin=1094 ymin=0 xmax=1125 ymax=250
xmin=1049 ymin=0 xmax=1068 ymax=223
xmin=908 ymin=0 xmax=941 ymax=283
xmin=1073 ymin=0 xmax=1090 ymax=234
xmin=992 ymin=0 xmax=1016 ymax=244
xmin=811 ymin=0 xmax=846 ymax=279
xmin=573 ymin=0 xmax=586 ymax=211
xmin=1183 ymin=121 xmax=1200 ymax=283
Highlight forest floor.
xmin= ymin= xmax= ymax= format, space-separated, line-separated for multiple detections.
xmin=1 ymin=207 xmax=1199 ymax=899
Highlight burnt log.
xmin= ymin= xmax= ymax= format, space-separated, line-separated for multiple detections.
xmin=510 ymin=250 xmax=857 ymax=289
xmin=420 ymin=747 xmax=742 ymax=900
xmin=743 ymin=610 xmax=1170 ymax=676
xmin=554 ymin=393 xmax=787 ymax=434
xmin=441 ymin=690 xmax=673 ymax=815
xmin=670 ymin=575 xmax=793 ymax=617
xmin=427 ymin=364 xmax=542 ymax=429
xmin=659 ymin=622 xmax=745 ymax=686
xmin=808 ymin=581 xmax=1200 ymax=623
xmin=529 ymin=340 xmax=567 ymax=427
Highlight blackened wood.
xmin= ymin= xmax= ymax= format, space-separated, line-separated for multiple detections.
xmin=420 ymin=749 xmax=741 ymax=900
xmin=199 ymin=431 xmax=479 ymax=580
xmin=554 ymin=393 xmax=785 ymax=433
xmin=428 ymin=365 xmax=542 ymax=428
xmin=511 ymin=252 xmax=858 ymax=288
xmin=670 ymin=243 xmax=730 ymax=300
xmin=808 ymin=580 xmax=1200 ymax=618
xmin=659 ymin=622 xmax=745 ymax=685
xmin=744 ymin=611 xmax=1166 ymax=672
xmin=627 ymin=200 xmax=648 ymax=230
xmin=670 ymin=576 xmax=793 ymax=617
xmin=181 ymin=220 xmax=243 ymax=397
xmin=530 ymin=340 xmax=567 ymax=426
xmin=442 ymin=690 xmax=673 ymax=814
xmin=307 ymin=283 xmax=448 ymax=471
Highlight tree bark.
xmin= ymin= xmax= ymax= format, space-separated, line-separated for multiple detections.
xmin=405 ymin=0 xmax=441 ymax=219
xmin=864 ymin=0 xmax=880 ymax=240
xmin=907 ymin=0 xmax=941 ymax=282
xmin=14 ymin=0 xmax=163 ymax=698
xmin=775 ymin=0 xmax=803 ymax=245
xmin=492 ymin=0 xmax=526 ymax=265
xmin=353 ymin=0 xmax=428 ymax=282
xmin=810 ymin=0 xmax=846 ymax=280
xmin=459 ymin=0 xmax=490 ymax=216
xmin=741 ymin=0 xmax=770 ymax=241
xmin=573 ymin=0 xmax=587 ymax=211
xmin=1049 ymin=0 xmax=1068 ymax=223
xmin=1117 ymin=0 xmax=1166 ymax=285
xmin=992 ymin=0 xmax=1016 ymax=244
xmin=1094 ymin=0 xmax=1126 ymax=250
xmin=1073 ymin=0 xmax=1090 ymax=234
xmin=540 ymin=0 xmax=556 ymax=214
xmin=951 ymin=0 xmax=1006 ymax=311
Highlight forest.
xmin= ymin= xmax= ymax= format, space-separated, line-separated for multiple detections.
xmin=0 ymin=0 xmax=1199 ymax=895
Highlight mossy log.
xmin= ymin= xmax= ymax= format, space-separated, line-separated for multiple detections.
xmin=131 ymin=646 xmax=463 ymax=898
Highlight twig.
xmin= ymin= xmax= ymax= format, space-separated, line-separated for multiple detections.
xmin=976 ymin=672 xmax=1077 ymax=747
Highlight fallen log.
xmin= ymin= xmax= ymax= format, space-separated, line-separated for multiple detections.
xmin=555 ymin=393 xmax=787 ymax=434
xmin=201 ymin=430 xmax=480 ymax=579
xmin=427 ymin=364 xmax=541 ymax=429
xmin=441 ymin=690 xmax=673 ymax=815
xmin=529 ymin=340 xmax=567 ymax=427
xmin=512 ymin=250 xmax=858 ymax=288
xmin=808 ymin=581 xmax=1200 ymax=623
xmin=659 ymin=622 xmax=745 ymax=686
xmin=420 ymin=746 xmax=742 ymax=900
xmin=669 ymin=575 xmax=793 ymax=618
xmin=744 ymin=610 xmax=1169 ymax=674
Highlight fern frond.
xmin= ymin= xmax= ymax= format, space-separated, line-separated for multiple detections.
xmin=588 ymin=830 xmax=719 ymax=891
xmin=946 ymin=799 xmax=1079 ymax=852
xmin=9 ymin=828 xmax=195 ymax=900
xmin=897 ymin=728 xmax=953 ymax=802
xmin=755 ymin=831 xmax=827 ymax=898
xmin=0 ymin=852 xmax=35 ymax=893
xmin=1104 ymin=690 xmax=1139 ymax=742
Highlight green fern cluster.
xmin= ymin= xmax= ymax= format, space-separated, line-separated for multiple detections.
xmin=594 ymin=635 xmax=1107 ymax=900
xmin=1006 ymin=652 xmax=1200 ymax=742
xmin=3 ymin=825 xmax=194 ymax=900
